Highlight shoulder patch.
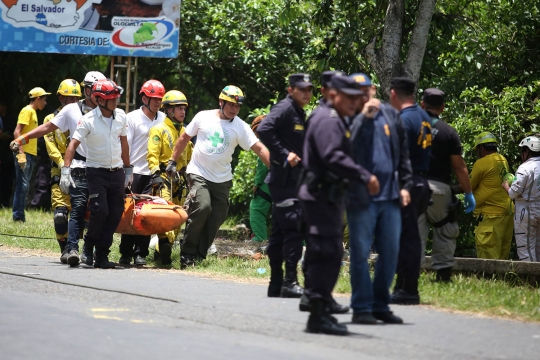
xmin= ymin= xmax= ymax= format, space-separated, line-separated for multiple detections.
xmin=294 ymin=124 xmax=304 ymax=131
xmin=151 ymin=134 xmax=160 ymax=143
xmin=345 ymin=130 xmax=351 ymax=138
xmin=330 ymin=109 xmax=338 ymax=118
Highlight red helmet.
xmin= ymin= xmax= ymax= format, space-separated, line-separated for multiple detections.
xmin=139 ymin=80 xmax=165 ymax=98
xmin=92 ymin=79 xmax=124 ymax=100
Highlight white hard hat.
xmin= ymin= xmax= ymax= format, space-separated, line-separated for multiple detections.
xmin=519 ymin=136 xmax=540 ymax=152
xmin=82 ymin=71 xmax=106 ymax=87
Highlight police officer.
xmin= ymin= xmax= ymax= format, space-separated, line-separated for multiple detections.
xmin=306 ymin=70 xmax=345 ymax=124
xmin=119 ymin=79 xmax=166 ymax=266
xmin=257 ymin=73 xmax=312 ymax=298
xmin=388 ymin=77 xmax=433 ymax=305
xmin=299 ymin=75 xmax=368 ymax=335
xmin=43 ymin=79 xmax=82 ymax=263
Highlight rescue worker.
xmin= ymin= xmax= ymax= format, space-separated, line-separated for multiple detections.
xmin=166 ymin=85 xmax=270 ymax=268
xmin=11 ymin=71 xmax=107 ymax=267
xmin=419 ymin=88 xmax=475 ymax=282
xmin=43 ymin=79 xmax=82 ymax=263
xmin=467 ymin=132 xmax=513 ymax=259
xmin=248 ymin=115 xmax=271 ymax=246
xmin=60 ymin=78 xmax=131 ymax=269
xmin=257 ymin=74 xmax=312 ymax=298
xmin=299 ymin=75 xmax=367 ymax=335
xmin=387 ymin=77 xmax=433 ymax=305
xmin=147 ymin=90 xmax=193 ymax=266
xmin=503 ymin=136 xmax=540 ymax=261
xmin=119 ymin=79 xmax=166 ymax=266
xmin=12 ymin=87 xmax=50 ymax=222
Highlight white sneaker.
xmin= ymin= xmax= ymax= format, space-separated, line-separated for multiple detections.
xmin=207 ymin=243 xmax=217 ymax=256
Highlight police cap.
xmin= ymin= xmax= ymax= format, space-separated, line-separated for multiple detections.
xmin=390 ymin=77 xmax=416 ymax=95
xmin=329 ymin=76 xmax=364 ymax=95
xmin=289 ymin=73 xmax=313 ymax=89
xmin=422 ymin=88 xmax=445 ymax=107
xmin=350 ymin=73 xmax=372 ymax=86
xmin=320 ymin=70 xmax=345 ymax=87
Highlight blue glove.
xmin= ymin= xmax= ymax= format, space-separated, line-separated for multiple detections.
xmin=464 ymin=192 xmax=476 ymax=214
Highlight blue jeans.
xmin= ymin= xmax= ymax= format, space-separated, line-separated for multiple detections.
xmin=12 ymin=153 xmax=35 ymax=221
xmin=67 ymin=169 xmax=89 ymax=251
xmin=347 ymin=200 xmax=401 ymax=313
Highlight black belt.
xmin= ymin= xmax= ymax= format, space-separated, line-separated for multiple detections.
xmin=100 ymin=167 xmax=122 ymax=172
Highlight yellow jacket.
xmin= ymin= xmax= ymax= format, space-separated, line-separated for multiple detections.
xmin=147 ymin=117 xmax=193 ymax=174
xmin=44 ymin=109 xmax=69 ymax=176
xmin=470 ymin=152 xmax=513 ymax=216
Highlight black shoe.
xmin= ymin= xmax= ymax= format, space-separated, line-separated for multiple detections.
xmin=280 ymin=282 xmax=304 ymax=298
xmin=436 ymin=267 xmax=452 ymax=283
xmin=328 ymin=299 xmax=350 ymax=314
xmin=299 ymin=294 xmax=310 ymax=311
xmin=180 ymin=254 xmax=195 ymax=269
xmin=81 ymin=246 xmax=93 ymax=266
xmin=94 ymin=257 xmax=115 ymax=269
xmin=306 ymin=299 xmax=348 ymax=336
xmin=391 ymin=289 xmax=420 ymax=305
xmin=159 ymin=241 xmax=172 ymax=265
xmin=268 ymin=281 xmax=282 ymax=297
xmin=373 ymin=311 xmax=403 ymax=324
xmin=134 ymin=255 xmax=146 ymax=266
xmin=352 ymin=312 xmax=378 ymax=325
xmin=60 ymin=248 xmax=69 ymax=264
xmin=118 ymin=256 xmax=131 ymax=266
xmin=67 ymin=250 xmax=80 ymax=267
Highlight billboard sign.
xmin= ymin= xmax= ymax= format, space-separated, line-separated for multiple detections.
xmin=0 ymin=0 xmax=180 ymax=58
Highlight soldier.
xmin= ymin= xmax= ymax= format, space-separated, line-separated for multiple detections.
xmin=43 ymin=79 xmax=82 ymax=263
xmin=299 ymin=75 xmax=367 ymax=335
xmin=147 ymin=90 xmax=193 ymax=266
xmin=166 ymin=85 xmax=269 ymax=268
xmin=119 ymin=80 xmax=166 ymax=266
xmin=257 ymin=73 xmax=312 ymax=298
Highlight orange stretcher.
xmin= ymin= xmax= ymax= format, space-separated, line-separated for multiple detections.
xmin=115 ymin=194 xmax=188 ymax=235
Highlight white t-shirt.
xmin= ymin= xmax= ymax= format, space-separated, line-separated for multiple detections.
xmin=50 ymin=102 xmax=88 ymax=169
xmin=185 ymin=110 xmax=259 ymax=183
xmin=73 ymin=107 xmax=127 ymax=169
xmin=126 ymin=107 xmax=165 ymax=175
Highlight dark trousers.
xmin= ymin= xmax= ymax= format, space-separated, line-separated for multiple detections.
xmin=301 ymin=200 xmax=344 ymax=303
xmin=119 ymin=173 xmax=151 ymax=258
xmin=30 ymin=160 xmax=51 ymax=210
xmin=67 ymin=169 xmax=88 ymax=251
xmin=84 ymin=168 xmax=125 ymax=250
xmin=396 ymin=175 xmax=431 ymax=291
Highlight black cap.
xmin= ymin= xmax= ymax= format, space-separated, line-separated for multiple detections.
xmin=390 ymin=77 xmax=416 ymax=95
xmin=329 ymin=75 xmax=364 ymax=95
xmin=320 ymin=70 xmax=345 ymax=87
xmin=422 ymin=88 xmax=445 ymax=106
xmin=289 ymin=73 xmax=313 ymax=89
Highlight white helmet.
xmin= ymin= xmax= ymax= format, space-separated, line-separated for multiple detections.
xmin=82 ymin=71 xmax=106 ymax=87
xmin=519 ymin=136 xmax=540 ymax=152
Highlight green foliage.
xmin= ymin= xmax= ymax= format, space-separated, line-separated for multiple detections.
xmin=230 ymin=149 xmax=258 ymax=206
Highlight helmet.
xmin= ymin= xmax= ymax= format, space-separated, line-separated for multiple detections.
xmin=92 ymin=79 xmax=124 ymax=100
xmin=161 ymin=90 xmax=188 ymax=107
xmin=82 ymin=71 xmax=106 ymax=87
xmin=140 ymin=80 xmax=166 ymax=98
xmin=57 ymin=79 xmax=82 ymax=97
xmin=473 ymin=132 xmax=497 ymax=149
xmin=219 ymin=85 xmax=244 ymax=104
xmin=519 ymin=136 xmax=540 ymax=152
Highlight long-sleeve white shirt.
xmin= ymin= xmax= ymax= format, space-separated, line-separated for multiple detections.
xmin=509 ymin=157 xmax=540 ymax=202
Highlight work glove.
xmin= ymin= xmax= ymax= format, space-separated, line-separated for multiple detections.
xmin=463 ymin=192 xmax=476 ymax=214
xmin=59 ymin=167 xmax=75 ymax=195
xmin=150 ymin=172 xmax=164 ymax=188
xmin=165 ymin=159 xmax=177 ymax=179
xmin=10 ymin=134 xmax=29 ymax=153
xmin=124 ymin=165 xmax=134 ymax=189
xmin=15 ymin=153 xmax=26 ymax=170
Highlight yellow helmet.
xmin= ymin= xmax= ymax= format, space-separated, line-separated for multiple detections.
xmin=57 ymin=79 xmax=82 ymax=97
xmin=219 ymin=85 xmax=245 ymax=104
xmin=161 ymin=90 xmax=188 ymax=107
xmin=473 ymin=132 xmax=497 ymax=149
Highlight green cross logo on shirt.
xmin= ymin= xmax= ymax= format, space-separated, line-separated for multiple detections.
xmin=209 ymin=132 xmax=224 ymax=147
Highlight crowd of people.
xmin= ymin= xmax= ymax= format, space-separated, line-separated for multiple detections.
xmin=3 ymin=68 xmax=540 ymax=336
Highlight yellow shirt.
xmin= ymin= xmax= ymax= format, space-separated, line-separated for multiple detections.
xmin=17 ymin=105 xmax=38 ymax=156
xmin=470 ymin=152 xmax=513 ymax=216
xmin=44 ymin=109 xmax=69 ymax=174
xmin=147 ymin=118 xmax=193 ymax=174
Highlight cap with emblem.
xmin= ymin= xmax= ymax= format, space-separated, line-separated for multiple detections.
xmin=289 ymin=73 xmax=313 ymax=89
xmin=390 ymin=77 xmax=416 ymax=94
xmin=329 ymin=76 xmax=364 ymax=95
xmin=422 ymin=88 xmax=445 ymax=107
xmin=350 ymin=73 xmax=372 ymax=87
xmin=321 ymin=70 xmax=345 ymax=88
xmin=29 ymin=87 xmax=51 ymax=98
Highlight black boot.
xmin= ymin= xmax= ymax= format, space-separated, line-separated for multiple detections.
xmin=393 ymin=274 xmax=404 ymax=292
xmin=306 ymin=299 xmax=348 ymax=336
xmin=300 ymin=295 xmax=349 ymax=314
xmin=81 ymin=242 xmax=94 ymax=266
xmin=158 ymin=238 xmax=172 ymax=265
xmin=58 ymin=240 xmax=68 ymax=264
xmin=436 ymin=267 xmax=452 ymax=283
xmin=180 ymin=253 xmax=195 ymax=269
xmin=281 ymin=270 xmax=304 ymax=298
xmin=391 ymin=276 xmax=420 ymax=305
xmin=267 ymin=265 xmax=283 ymax=297
xmin=94 ymin=247 xmax=115 ymax=269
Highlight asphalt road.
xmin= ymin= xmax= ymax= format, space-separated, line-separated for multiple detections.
xmin=1 ymin=248 xmax=539 ymax=360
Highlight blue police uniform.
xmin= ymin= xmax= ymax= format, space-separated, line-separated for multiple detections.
xmin=258 ymin=88 xmax=308 ymax=297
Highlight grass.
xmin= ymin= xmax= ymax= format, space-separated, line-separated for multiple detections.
xmin=2 ymin=209 xmax=540 ymax=322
